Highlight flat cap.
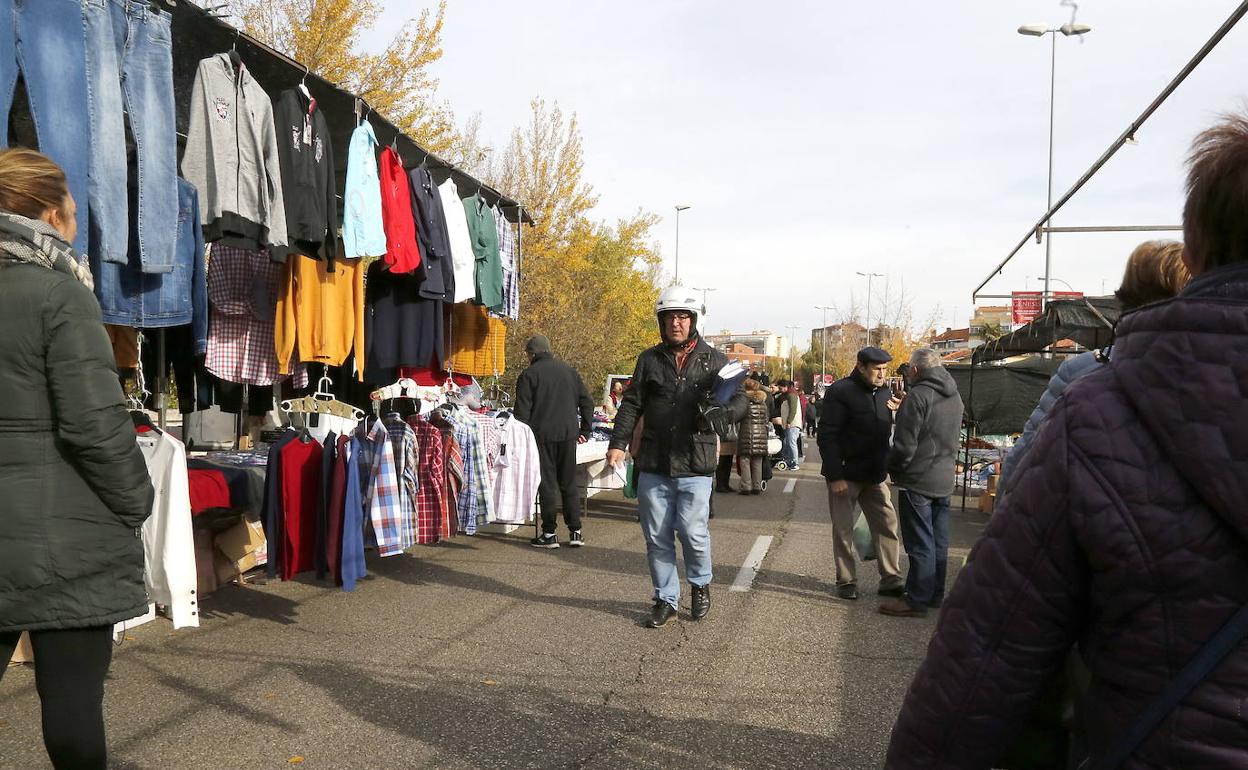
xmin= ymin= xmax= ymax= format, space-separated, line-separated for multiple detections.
xmin=856 ymin=346 xmax=893 ymax=365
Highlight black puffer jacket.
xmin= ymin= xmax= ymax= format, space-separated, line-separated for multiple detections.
xmin=610 ymin=337 xmax=746 ymax=478
xmin=818 ymin=369 xmax=894 ymax=484
xmin=0 ymin=262 xmax=154 ymax=633
xmin=736 ymin=389 xmax=772 ymax=456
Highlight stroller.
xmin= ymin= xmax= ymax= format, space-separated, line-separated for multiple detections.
xmin=769 ymin=426 xmax=800 ymax=471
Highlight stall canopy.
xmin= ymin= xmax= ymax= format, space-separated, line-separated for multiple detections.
xmin=165 ymin=3 xmax=532 ymax=225
xmin=948 ymin=357 xmax=1061 ymax=436
xmin=972 ymin=297 xmax=1121 ymax=364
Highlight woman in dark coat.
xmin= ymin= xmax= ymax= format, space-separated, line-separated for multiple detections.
xmin=886 ymin=115 xmax=1248 ymax=769
xmin=0 ymin=148 xmax=153 ymax=770
xmin=735 ymin=378 xmax=772 ymax=494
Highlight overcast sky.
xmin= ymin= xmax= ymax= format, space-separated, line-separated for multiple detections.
xmin=364 ymin=1 xmax=1248 ymax=347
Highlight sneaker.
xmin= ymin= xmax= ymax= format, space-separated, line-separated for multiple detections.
xmin=879 ymin=597 xmax=927 ymax=618
xmin=691 ymin=584 xmax=711 ymax=620
xmin=646 ymin=600 xmax=678 ymax=628
xmin=837 ymin=584 xmax=859 ymax=600
xmin=530 ymin=533 xmax=559 ymax=549
xmin=568 ymin=531 xmax=585 ymax=548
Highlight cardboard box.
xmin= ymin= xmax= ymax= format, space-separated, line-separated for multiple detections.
xmin=215 ymin=517 xmax=267 ymax=574
xmin=8 ymin=631 xmax=33 ymax=664
xmin=194 ymin=528 xmax=218 ymax=597
xmin=978 ymin=491 xmax=996 ymax=514
xmin=987 ymin=474 xmax=1000 ymax=495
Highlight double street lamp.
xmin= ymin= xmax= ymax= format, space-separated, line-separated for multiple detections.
xmin=784 ymin=324 xmax=800 ymax=382
xmin=673 ymin=204 xmax=691 ymax=283
xmin=856 ymin=271 xmax=883 ymax=346
xmin=1018 ymin=21 xmax=1092 ymax=307
xmin=815 ymin=304 xmax=836 ymax=388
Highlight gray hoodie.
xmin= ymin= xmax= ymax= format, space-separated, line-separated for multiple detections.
xmin=181 ymin=54 xmax=287 ymax=253
xmin=888 ymin=365 xmax=964 ymax=497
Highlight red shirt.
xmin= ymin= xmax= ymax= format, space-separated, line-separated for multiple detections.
xmin=379 ymin=147 xmax=422 ymax=273
xmin=280 ymin=436 xmax=323 ymax=580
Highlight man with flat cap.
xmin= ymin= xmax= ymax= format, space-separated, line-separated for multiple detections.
xmin=817 ymin=346 xmax=905 ymax=600
xmin=515 ymin=335 xmax=595 ymax=548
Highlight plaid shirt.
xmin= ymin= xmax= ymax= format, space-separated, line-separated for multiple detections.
xmin=205 ymin=245 xmax=308 ymax=387
xmin=491 ymin=414 xmax=541 ymax=524
xmin=364 ymin=419 xmax=408 ymax=556
xmin=446 ymin=410 xmax=493 ymax=534
xmin=472 ymin=411 xmax=501 ymax=486
xmin=493 ymin=208 xmax=519 ymax=320
xmin=386 ymin=418 xmax=419 ymax=550
xmin=406 ymin=415 xmax=445 ymax=545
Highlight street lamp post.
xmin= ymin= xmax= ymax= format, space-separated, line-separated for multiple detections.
xmin=856 ymin=271 xmax=883 ymax=346
xmin=815 ymin=304 xmax=835 ymax=388
xmin=673 ymin=204 xmax=691 ymax=282
xmin=1018 ymin=22 xmax=1092 ymax=307
xmin=785 ymin=324 xmax=799 ymax=382
xmin=691 ymin=286 xmax=717 ymax=313
xmin=1036 ymin=276 xmax=1077 ymax=293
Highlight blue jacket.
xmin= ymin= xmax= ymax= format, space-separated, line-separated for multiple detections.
xmin=93 ymin=178 xmax=208 ymax=351
xmin=342 ymin=122 xmax=387 ymax=259
xmin=1001 ymin=349 xmax=1105 ymax=483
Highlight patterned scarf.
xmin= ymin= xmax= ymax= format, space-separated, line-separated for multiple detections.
xmin=0 ymin=211 xmax=95 ymax=290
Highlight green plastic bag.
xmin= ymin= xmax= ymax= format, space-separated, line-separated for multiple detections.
xmin=623 ymin=459 xmax=638 ymax=500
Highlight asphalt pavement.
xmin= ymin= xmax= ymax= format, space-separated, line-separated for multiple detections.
xmin=0 ymin=442 xmax=990 ymax=769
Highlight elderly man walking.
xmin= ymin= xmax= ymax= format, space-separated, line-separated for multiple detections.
xmin=607 ymin=287 xmax=745 ymax=628
xmin=818 ymin=347 xmax=905 ymax=600
xmin=880 ymin=349 xmax=963 ymax=618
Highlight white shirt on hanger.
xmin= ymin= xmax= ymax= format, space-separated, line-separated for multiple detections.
xmin=438 ymin=177 xmax=478 ymax=304
xmin=136 ymin=431 xmax=199 ymax=629
xmin=490 ymin=414 xmax=542 ymax=524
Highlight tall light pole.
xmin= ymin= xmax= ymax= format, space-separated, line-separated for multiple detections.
xmin=815 ymin=304 xmax=835 ymax=388
xmin=785 ymin=324 xmax=799 ymax=382
xmin=856 ymin=271 xmax=883 ymax=346
xmin=673 ymin=204 xmax=691 ymax=283
xmin=691 ymin=286 xmax=717 ymax=311
xmin=1018 ymin=21 xmax=1091 ymax=308
xmin=1036 ymin=276 xmax=1078 ymax=293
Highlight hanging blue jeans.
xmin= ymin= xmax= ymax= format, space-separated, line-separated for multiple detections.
xmin=82 ymin=0 xmax=177 ymax=273
xmin=0 ymin=0 xmax=92 ymax=252
xmin=637 ymin=472 xmax=713 ymax=609
xmin=898 ymin=490 xmax=951 ymax=610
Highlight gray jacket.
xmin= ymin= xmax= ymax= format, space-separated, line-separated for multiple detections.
xmin=181 ymin=54 xmax=288 ymax=252
xmin=888 ymin=365 xmax=963 ymax=498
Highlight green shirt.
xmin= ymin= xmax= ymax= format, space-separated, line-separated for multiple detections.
xmin=462 ymin=195 xmax=504 ymax=311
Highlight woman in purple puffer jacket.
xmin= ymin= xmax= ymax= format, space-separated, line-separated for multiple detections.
xmin=886 ymin=115 xmax=1248 ymax=769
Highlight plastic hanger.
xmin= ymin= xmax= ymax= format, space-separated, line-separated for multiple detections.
xmin=228 ymin=29 xmax=243 ymax=73
xmin=298 ymin=64 xmax=311 ymax=101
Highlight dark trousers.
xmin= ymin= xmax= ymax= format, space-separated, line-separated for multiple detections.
xmin=898 ymin=490 xmax=951 ymax=609
xmin=0 ymin=626 xmax=114 ymax=769
xmin=537 ymin=438 xmax=581 ymax=535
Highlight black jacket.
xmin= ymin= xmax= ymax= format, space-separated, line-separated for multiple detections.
xmin=610 ymin=337 xmax=747 ymax=478
xmin=514 ymin=353 xmax=594 ymax=443
xmin=737 ymin=390 xmax=772 ymax=456
xmin=408 ymin=163 xmax=451 ymax=301
xmin=272 ymin=88 xmax=338 ymax=265
xmin=818 ymin=369 xmax=894 ymax=484
xmin=0 ymin=263 xmax=154 ymax=632
xmin=888 ymin=366 xmax=964 ymax=497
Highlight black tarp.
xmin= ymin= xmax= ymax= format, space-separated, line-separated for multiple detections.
xmin=972 ymin=296 xmax=1120 ymax=364
xmin=947 ymin=357 xmax=1061 ymax=435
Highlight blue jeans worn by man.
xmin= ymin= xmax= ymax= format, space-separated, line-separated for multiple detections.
xmin=783 ymin=425 xmax=802 ymax=468
xmin=0 ymin=0 xmax=92 ymax=252
xmin=638 ymin=472 xmax=713 ymax=610
xmin=897 ymin=490 xmax=951 ymax=610
xmin=82 ymin=0 xmax=178 ymax=273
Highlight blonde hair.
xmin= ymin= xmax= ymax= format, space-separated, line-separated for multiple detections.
xmin=0 ymin=147 xmax=70 ymax=221
xmin=1116 ymin=240 xmax=1191 ymax=310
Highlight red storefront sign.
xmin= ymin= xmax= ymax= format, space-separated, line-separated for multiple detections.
xmin=1011 ymin=291 xmax=1043 ymax=324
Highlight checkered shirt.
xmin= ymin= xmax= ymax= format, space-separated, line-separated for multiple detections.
xmin=441 ymin=428 xmax=464 ymax=539
xmin=205 ymin=245 xmax=308 ymax=387
xmin=364 ymin=419 xmax=406 ymax=556
xmin=386 ymin=418 xmax=420 ymax=550
xmin=472 ymin=411 xmax=501 ymax=486
xmin=405 ymin=415 xmax=445 ymax=545
xmin=448 ymin=410 xmax=493 ymax=534
xmin=493 ymin=209 xmax=520 ymax=320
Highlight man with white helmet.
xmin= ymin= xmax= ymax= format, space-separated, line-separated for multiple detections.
xmin=607 ymin=287 xmax=747 ymax=628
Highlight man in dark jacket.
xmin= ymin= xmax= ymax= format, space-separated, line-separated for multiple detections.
xmin=817 ymin=347 xmax=904 ymax=600
xmin=880 ymin=348 xmax=963 ymax=618
xmin=514 ymin=335 xmax=594 ymax=549
xmin=607 ymin=287 xmax=746 ymax=628
xmin=887 ymin=113 xmax=1248 ymax=769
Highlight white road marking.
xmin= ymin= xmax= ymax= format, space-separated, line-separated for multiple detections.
xmin=730 ymin=535 xmax=775 ymax=592
xmin=783 ymin=478 xmax=797 ymax=494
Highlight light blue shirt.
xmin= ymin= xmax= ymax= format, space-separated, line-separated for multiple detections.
xmin=342 ymin=122 xmax=387 ymax=258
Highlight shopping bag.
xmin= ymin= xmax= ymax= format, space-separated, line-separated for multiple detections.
xmin=623 ymin=459 xmax=638 ymax=500
xmin=853 ymin=510 xmax=877 ymax=561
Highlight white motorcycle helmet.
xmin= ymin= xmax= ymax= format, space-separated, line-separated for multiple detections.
xmin=655 ymin=285 xmax=703 ymax=326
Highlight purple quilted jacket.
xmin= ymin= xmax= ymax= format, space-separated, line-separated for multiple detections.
xmin=887 ymin=263 xmax=1248 ymax=769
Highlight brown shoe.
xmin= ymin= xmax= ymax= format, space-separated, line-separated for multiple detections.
xmin=879 ymin=597 xmax=927 ymax=618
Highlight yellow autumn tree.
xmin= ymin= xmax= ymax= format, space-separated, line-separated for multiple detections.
xmin=233 ymin=0 xmax=458 ymax=153
xmin=494 ymin=100 xmax=662 ymax=399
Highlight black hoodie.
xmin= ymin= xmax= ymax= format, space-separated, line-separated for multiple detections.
xmin=272 ymin=88 xmax=338 ymax=266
